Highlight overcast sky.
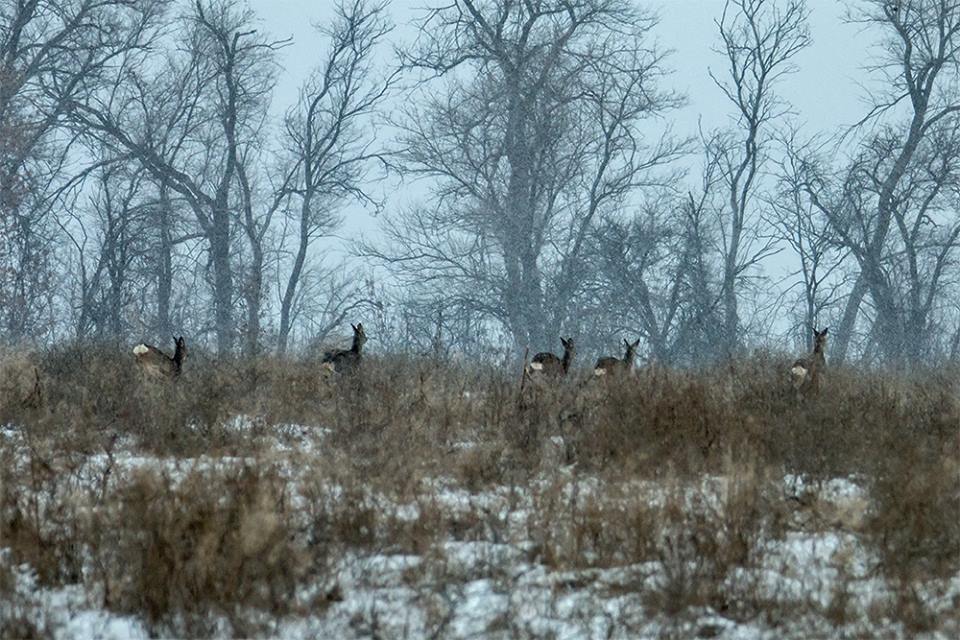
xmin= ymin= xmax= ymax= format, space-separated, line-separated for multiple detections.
xmin=248 ymin=0 xmax=878 ymax=257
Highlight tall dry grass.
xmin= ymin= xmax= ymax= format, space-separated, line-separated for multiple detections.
xmin=0 ymin=343 xmax=957 ymax=635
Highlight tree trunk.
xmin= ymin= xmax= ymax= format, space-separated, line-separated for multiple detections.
xmin=210 ymin=205 xmax=234 ymax=355
xmin=721 ymin=252 xmax=739 ymax=358
xmin=831 ymin=273 xmax=866 ymax=365
xmin=243 ymin=240 xmax=263 ymax=358
xmin=502 ymin=81 xmax=545 ymax=350
xmin=278 ymin=200 xmax=311 ymax=355
xmin=156 ymin=184 xmax=173 ymax=338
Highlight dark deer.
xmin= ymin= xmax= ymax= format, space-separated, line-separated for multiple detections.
xmin=791 ymin=327 xmax=828 ymax=396
xmin=133 ymin=336 xmax=187 ymax=379
xmin=594 ymin=338 xmax=640 ymax=377
xmin=322 ymin=323 xmax=366 ymax=374
xmin=527 ymin=337 xmax=575 ymax=378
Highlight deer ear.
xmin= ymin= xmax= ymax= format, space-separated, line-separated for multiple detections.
xmin=822 ymin=327 xmax=828 ymax=335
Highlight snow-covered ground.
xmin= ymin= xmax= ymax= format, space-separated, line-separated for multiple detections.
xmin=1 ymin=419 xmax=958 ymax=639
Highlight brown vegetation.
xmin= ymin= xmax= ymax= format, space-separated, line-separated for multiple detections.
xmin=0 ymin=345 xmax=957 ymax=636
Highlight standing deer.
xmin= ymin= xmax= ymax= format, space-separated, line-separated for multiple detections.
xmin=791 ymin=327 xmax=828 ymax=396
xmin=322 ymin=323 xmax=367 ymax=374
xmin=594 ymin=338 xmax=641 ymax=377
xmin=527 ymin=337 xmax=575 ymax=378
xmin=133 ymin=336 xmax=187 ymax=379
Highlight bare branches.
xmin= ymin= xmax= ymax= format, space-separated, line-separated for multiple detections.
xmin=276 ymin=0 xmax=395 ymax=353
xmin=711 ymin=0 xmax=811 ymax=129
xmin=0 ymin=0 xmax=167 ymax=342
xmin=65 ymin=0 xmax=289 ymax=354
xmin=846 ymin=0 xmax=960 ymax=132
xmin=819 ymin=0 xmax=960 ymax=363
xmin=704 ymin=0 xmax=810 ymax=356
xmin=372 ymin=0 xmax=683 ymax=349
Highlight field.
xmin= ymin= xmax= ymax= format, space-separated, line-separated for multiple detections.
xmin=1 ymin=346 xmax=958 ymax=638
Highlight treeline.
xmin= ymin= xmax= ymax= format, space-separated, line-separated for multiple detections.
xmin=1 ymin=0 xmax=958 ymax=366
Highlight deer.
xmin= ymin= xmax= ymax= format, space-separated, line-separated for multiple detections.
xmin=321 ymin=323 xmax=366 ymax=374
xmin=594 ymin=338 xmax=641 ymax=377
xmin=133 ymin=336 xmax=187 ymax=379
xmin=527 ymin=337 xmax=575 ymax=379
xmin=791 ymin=327 xmax=828 ymax=397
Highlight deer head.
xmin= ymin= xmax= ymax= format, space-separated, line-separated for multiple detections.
xmin=813 ymin=327 xmax=828 ymax=353
xmin=560 ymin=337 xmax=575 ymax=372
xmin=351 ymin=323 xmax=367 ymax=352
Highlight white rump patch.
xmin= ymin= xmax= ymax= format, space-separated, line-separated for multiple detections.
xmin=133 ymin=344 xmax=149 ymax=356
xmin=593 ymin=368 xmax=606 ymax=376
xmin=529 ymin=362 xmax=544 ymax=371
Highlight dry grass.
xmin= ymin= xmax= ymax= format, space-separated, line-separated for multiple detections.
xmin=0 ymin=343 xmax=958 ymax=636
xmin=96 ymin=465 xmax=305 ymax=635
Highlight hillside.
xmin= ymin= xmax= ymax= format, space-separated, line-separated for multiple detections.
xmin=1 ymin=348 xmax=958 ymax=638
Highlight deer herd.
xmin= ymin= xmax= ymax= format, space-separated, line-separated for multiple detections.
xmin=1 ymin=323 xmax=829 ymax=407
xmin=124 ymin=323 xmax=829 ymax=398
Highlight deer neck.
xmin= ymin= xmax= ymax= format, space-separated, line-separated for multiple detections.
xmin=812 ymin=341 xmax=826 ymax=366
xmin=351 ymin=337 xmax=363 ymax=354
xmin=813 ymin=349 xmax=825 ymax=368
xmin=172 ymin=346 xmax=184 ymax=372
xmin=561 ymin=349 xmax=573 ymax=373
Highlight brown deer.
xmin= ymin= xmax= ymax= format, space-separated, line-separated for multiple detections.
xmin=791 ymin=327 xmax=828 ymax=396
xmin=133 ymin=336 xmax=187 ymax=379
xmin=322 ymin=323 xmax=366 ymax=374
xmin=594 ymin=338 xmax=641 ymax=377
xmin=527 ymin=337 xmax=575 ymax=378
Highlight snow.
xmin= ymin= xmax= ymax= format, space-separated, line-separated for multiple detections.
xmin=2 ymin=418 xmax=958 ymax=639
xmin=2 ymin=557 xmax=149 ymax=640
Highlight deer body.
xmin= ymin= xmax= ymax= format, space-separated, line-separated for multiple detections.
xmin=528 ymin=337 xmax=575 ymax=378
xmin=322 ymin=323 xmax=366 ymax=374
xmin=134 ymin=336 xmax=187 ymax=379
xmin=791 ymin=327 xmax=828 ymax=395
xmin=594 ymin=339 xmax=640 ymax=376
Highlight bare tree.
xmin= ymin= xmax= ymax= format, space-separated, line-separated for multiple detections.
xmin=806 ymin=117 xmax=960 ymax=363
xmin=767 ymin=132 xmax=849 ymax=349
xmin=58 ymin=159 xmax=155 ymax=339
xmin=0 ymin=88 xmax=52 ymax=342
xmin=275 ymin=0 xmax=395 ymax=354
xmin=69 ymin=0 xmax=286 ymax=354
xmin=707 ymin=0 xmax=811 ymax=356
xmin=0 ymin=0 xmax=165 ymax=342
xmin=586 ymin=194 xmax=699 ymax=363
xmin=368 ymin=0 xmax=684 ymax=351
xmin=819 ymin=0 xmax=960 ymax=363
